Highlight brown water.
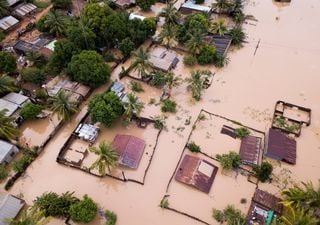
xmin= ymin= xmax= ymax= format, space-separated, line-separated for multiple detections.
xmin=7 ymin=0 xmax=320 ymax=224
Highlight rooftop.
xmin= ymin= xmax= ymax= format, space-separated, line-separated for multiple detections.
xmin=75 ymin=123 xmax=99 ymax=143
xmin=0 ymin=140 xmax=16 ymax=164
xmin=179 ymin=1 xmax=211 ymax=13
xmin=239 ymin=135 xmax=261 ymax=166
xmin=0 ymin=194 xmax=25 ymax=224
xmin=0 ymin=99 xmax=19 ymax=116
xmin=0 ymin=16 xmax=19 ymax=31
xmin=2 ymin=92 xmax=29 ymax=106
xmin=149 ymin=47 xmax=179 ymax=72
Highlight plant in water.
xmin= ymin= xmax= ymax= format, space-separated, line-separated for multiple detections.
xmin=185 ymin=70 xmax=212 ymax=101
xmin=160 ymin=198 xmax=169 ymax=209
xmin=235 ymin=127 xmax=250 ymax=139
xmin=161 ymin=99 xmax=177 ymax=113
xmin=187 ymin=141 xmax=201 ymax=153
xmin=130 ymin=81 xmax=144 ymax=92
xmin=212 ymin=205 xmax=246 ymax=224
xmin=253 ymin=161 xmax=273 ymax=182
xmin=20 ymin=102 xmax=44 ymax=120
xmin=105 ymin=210 xmax=117 ymax=225
xmin=198 ymin=113 xmax=206 ymax=121
xmin=152 ymin=115 xmax=166 ymax=130
xmin=216 ymin=151 xmax=241 ymax=170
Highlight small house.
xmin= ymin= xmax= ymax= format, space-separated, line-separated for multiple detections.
xmin=112 ymin=134 xmax=146 ymax=169
xmin=0 ymin=16 xmax=19 ymax=31
xmin=149 ymin=47 xmax=179 ymax=72
xmin=74 ymin=123 xmax=99 ymax=143
xmin=0 ymin=193 xmax=25 ymax=224
xmin=12 ymin=3 xmax=37 ymax=19
xmin=179 ymin=1 xmax=212 ymax=15
xmin=204 ymin=34 xmax=232 ymax=56
xmin=239 ymin=135 xmax=262 ymax=166
xmin=175 ymin=154 xmax=218 ymax=193
xmin=0 ymin=93 xmax=29 ymax=117
xmin=0 ymin=140 xmax=20 ymax=165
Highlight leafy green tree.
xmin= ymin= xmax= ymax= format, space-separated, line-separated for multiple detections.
xmin=68 ymin=50 xmax=110 ymax=87
xmin=253 ymin=162 xmax=273 ymax=182
xmin=130 ymin=48 xmax=153 ymax=79
xmin=212 ymin=205 xmax=246 ymax=225
xmin=89 ymin=141 xmax=118 ymax=175
xmin=69 ymin=195 xmax=97 ymax=223
xmin=33 ymin=192 xmax=79 ymax=217
xmin=0 ymin=109 xmax=20 ymax=140
xmin=197 ymin=45 xmax=217 ymax=65
xmin=210 ymin=19 xmax=228 ymax=36
xmin=105 ymin=210 xmax=117 ymax=225
xmin=186 ymin=30 xmax=205 ymax=55
xmin=136 ymin=0 xmax=156 ymax=10
xmin=0 ymin=52 xmax=16 ymax=73
xmin=0 ymin=74 xmax=17 ymax=94
xmin=0 ymin=0 xmax=9 ymax=18
xmin=7 ymin=207 xmax=50 ymax=225
xmin=216 ymin=151 xmax=241 ymax=170
xmin=37 ymin=15 xmax=49 ymax=32
xmin=45 ymin=10 xmax=68 ymax=37
xmin=159 ymin=24 xmax=178 ymax=49
xmin=128 ymin=18 xmax=155 ymax=46
xmin=123 ymin=93 xmax=144 ymax=122
xmin=235 ymin=127 xmax=250 ymax=138
xmin=48 ymin=90 xmax=79 ymax=121
xmin=12 ymin=155 xmax=33 ymax=173
xmin=51 ymin=0 xmax=71 ymax=9
xmin=160 ymin=3 xmax=181 ymax=25
xmin=21 ymin=67 xmax=45 ymax=84
xmin=49 ymin=39 xmax=80 ymax=73
xmin=276 ymin=205 xmax=319 ymax=225
xmin=26 ymin=52 xmax=47 ymax=68
xmin=66 ymin=24 xmax=96 ymax=50
xmin=185 ymin=13 xmax=209 ymax=34
xmin=183 ymin=55 xmax=197 ymax=66
xmin=88 ymin=92 xmax=124 ymax=127
xmin=20 ymin=103 xmax=44 ymax=120
xmin=119 ymin=37 xmax=135 ymax=57
xmin=185 ymin=70 xmax=212 ymax=101
xmin=229 ymin=27 xmax=246 ymax=45
xmin=103 ymin=13 xmax=128 ymax=47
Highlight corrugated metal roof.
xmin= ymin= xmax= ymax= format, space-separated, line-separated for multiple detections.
xmin=0 ymin=194 xmax=24 ymax=224
xmin=2 ymin=92 xmax=29 ymax=106
xmin=0 ymin=99 xmax=19 ymax=116
xmin=239 ymin=135 xmax=261 ymax=166
xmin=13 ymin=3 xmax=37 ymax=17
xmin=180 ymin=1 xmax=211 ymax=12
xmin=0 ymin=16 xmax=19 ymax=31
xmin=112 ymin=135 xmax=145 ymax=169
xmin=149 ymin=48 xmax=179 ymax=72
xmin=0 ymin=140 xmax=16 ymax=164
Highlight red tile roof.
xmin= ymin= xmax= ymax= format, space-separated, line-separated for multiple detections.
xmin=112 ymin=134 xmax=145 ymax=169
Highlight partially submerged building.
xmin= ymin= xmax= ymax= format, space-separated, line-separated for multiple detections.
xmin=239 ymin=135 xmax=262 ymax=166
xmin=112 ymin=134 xmax=146 ymax=169
xmin=0 ymin=16 xmax=19 ymax=31
xmin=179 ymin=1 xmax=212 ymax=15
xmin=0 ymin=92 xmax=29 ymax=117
xmin=247 ymin=189 xmax=283 ymax=224
xmin=0 ymin=193 xmax=25 ymax=225
xmin=175 ymin=154 xmax=218 ymax=193
xmin=12 ymin=3 xmax=37 ymax=18
xmin=0 ymin=140 xmax=20 ymax=165
xmin=204 ymin=34 xmax=232 ymax=56
xmin=149 ymin=47 xmax=179 ymax=72
xmin=75 ymin=123 xmax=99 ymax=143
xmin=265 ymin=128 xmax=296 ymax=165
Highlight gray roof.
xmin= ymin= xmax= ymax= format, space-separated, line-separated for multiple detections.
xmin=0 ymin=194 xmax=24 ymax=224
xmin=149 ymin=48 xmax=179 ymax=72
xmin=13 ymin=3 xmax=37 ymax=18
xmin=0 ymin=99 xmax=19 ymax=116
xmin=2 ymin=93 xmax=29 ymax=106
xmin=0 ymin=16 xmax=19 ymax=31
xmin=180 ymin=1 xmax=211 ymax=12
xmin=6 ymin=0 xmax=20 ymax=7
xmin=0 ymin=140 xmax=15 ymax=164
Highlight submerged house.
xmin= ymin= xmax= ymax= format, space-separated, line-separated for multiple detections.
xmin=112 ymin=134 xmax=146 ymax=169
xmin=0 ymin=140 xmax=20 ymax=165
xmin=204 ymin=34 xmax=232 ymax=56
xmin=74 ymin=123 xmax=99 ymax=143
xmin=265 ymin=128 xmax=296 ymax=164
xmin=175 ymin=154 xmax=218 ymax=193
xmin=0 ymin=16 xmax=19 ymax=31
xmin=0 ymin=92 xmax=29 ymax=117
xmin=239 ymin=135 xmax=262 ymax=166
xmin=149 ymin=48 xmax=179 ymax=72
xmin=179 ymin=1 xmax=212 ymax=15
xmin=0 ymin=193 xmax=25 ymax=225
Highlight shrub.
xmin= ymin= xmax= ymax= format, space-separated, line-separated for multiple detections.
xmin=105 ymin=210 xmax=117 ymax=225
xmin=35 ymin=89 xmax=48 ymax=99
xmin=0 ymin=166 xmax=8 ymax=180
xmin=187 ymin=142 xmax=201 ymax=153
xmin=161 ymin=99 xmax=177 ymax=113
xmin=197 ymin=45 xmax=216 ymax=65
xmin=130 ymin=81 xmax=144 ymax=92
xmin=183 ymin=55 xmax=197 ymax=66
xmin=150 ymin=71 xmax=167 ymax=87
xmin=0 ymin=51 xmax=16 ymax=73
xmin=235 ymin=127 xmax=250 ymax=139
xmin=216 ymin=151 xmax=241 ymax=170
xmin=212 ymin=209 xmax=224 ymax=223
xmin=229 ymin=27 xmax=246 ymax=45
xmin=20 ymin=103 xmax=44 ymax=120
xmin=253 ymin=162 xmax=273 ymax=182
xmin=160 ymin=198 xmax=169 ymax=208
xmin=214 ymin=54 xmax=229 ymax=68
xmin=51 ymin=0 xmax=71 ymax=9
xmin=213 ymin=205 xmax=246 ymax=224
xmin=21 ymin=67 xmax=45 ymax=84
xmin=12 ymin=155 xmax=33 ymax=173
xmin=36 ymin=15 xmax=49 ymax=32
xmin=69 ymin=195 xmax=97 ymax=223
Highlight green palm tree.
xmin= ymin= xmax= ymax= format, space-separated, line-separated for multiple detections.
xmin=186 ymin=30 xmax=205 ymax=55
xmin=131 ymin=48 xmax=154 ymax=79
xmin=6 ymin=208 xmax=50 ymax=225
xmin=48 ymin=90 xmax=79 ymax=122
xmin=185 ymin=70 xmax=212 ymax=101
xmin=159 ymin=24 xmax=178 ymax=49
xmin=210 ymin=19 xmax=228 ymax=36
xmin=89 ymin=141 xmax=119 ymax=175
xmin=45 ymin=10 xmax=68 ymax=37
xmin=123 ymin=93 xmax=144 ymax=121
xmin=212 ymin=0 xmax=232 ymax=14
xmin=0 ymin=109 xmax=19 ymax=140
xmin=0 ymin=74 xmax=17 ymax=94
xmin=165 ymin=72 xmax=182 ymax=95
xmin=0 ymin=0 xmax=9 ymax=18
xmin=160 ymin=3 xmax=181 ymax=25
xmin=277 ymin=205 xmax=319 ymax=225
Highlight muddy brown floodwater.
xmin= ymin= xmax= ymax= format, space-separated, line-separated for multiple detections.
xmin=5 ymin=0 xmax=320 ymax=224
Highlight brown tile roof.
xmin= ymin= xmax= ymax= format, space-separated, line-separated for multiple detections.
xmin=266 ymin=128 xmax=296 ymax=164
xmin=239 ymin=135 xmax=261 ymax=166
xmin=112 ymin=134 xmax=146 ymax=169
xmin=252 ymin=189 xmax=283 ymax=214
xmin=175 ymin=154 xmax=218 ymax=193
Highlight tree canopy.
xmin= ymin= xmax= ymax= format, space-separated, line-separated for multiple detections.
xmin=0 ymin=52 xmax=16 ymax=74
xmin=69 ymin=195 xmax=97 ymax=223
xmin=136 ymin=0 xmax=156 ymax=10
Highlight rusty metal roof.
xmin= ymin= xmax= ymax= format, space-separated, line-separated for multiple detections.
xmin=266 ymin=128 xmax=296 ymax=164
xmin=252 ymin=189 xmax=283 ymax=214
xmin=239 ymin=135 xmax=261 ymax=166
xmin=112 ymin=135 xmax=145 ymax=169
xmin=175 ymin=154 xmax=218 ymax=193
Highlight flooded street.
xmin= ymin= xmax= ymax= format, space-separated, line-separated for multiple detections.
xmin=6 ymin=0 xmax=320 ymax=224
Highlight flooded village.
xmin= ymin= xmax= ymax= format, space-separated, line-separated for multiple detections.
xmin=0 ymin=0 xmax=320 ymax=224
